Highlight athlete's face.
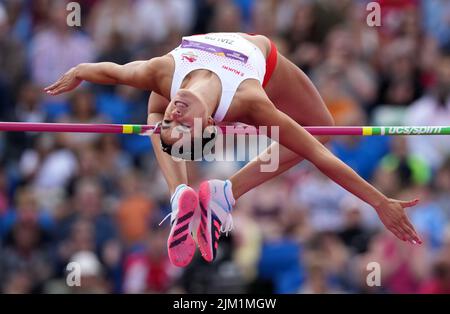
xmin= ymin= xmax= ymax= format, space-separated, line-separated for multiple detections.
xmin=161 ymin=89 xmax=214 ymax=145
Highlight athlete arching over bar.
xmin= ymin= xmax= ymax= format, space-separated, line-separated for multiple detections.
xmin=45 ymin=32 xmax=421 ymax=267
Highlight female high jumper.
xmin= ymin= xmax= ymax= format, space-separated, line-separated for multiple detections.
xmin=45 ymin=32 xmax=422 ymax=267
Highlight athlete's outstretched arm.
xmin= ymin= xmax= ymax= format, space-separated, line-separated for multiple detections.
xmin=247 ymin=94 xmax=422 ymax=245
xmin=147 ymin=93 xmax=188 ymax=195
xmin=44 ymin=57 xmax=166 ymax=95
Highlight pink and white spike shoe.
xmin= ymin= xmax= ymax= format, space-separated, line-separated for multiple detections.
xmin=161 ymin=184 xmax=199 ymax=267
xmin=196 ymin=180 xmax=235 ymax=262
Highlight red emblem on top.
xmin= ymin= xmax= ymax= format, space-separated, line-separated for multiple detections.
xmin=181 ymin=52 xmax=198 ymax=63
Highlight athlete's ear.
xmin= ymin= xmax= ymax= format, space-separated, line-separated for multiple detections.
xmin=207 ymin=116 xmax=215 ymax=126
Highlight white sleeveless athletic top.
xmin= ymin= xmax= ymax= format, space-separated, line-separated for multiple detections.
xmin=169 ymin=33 xmax=266 ymax=122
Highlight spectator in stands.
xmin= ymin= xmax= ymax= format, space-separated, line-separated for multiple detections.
xmin=405 ymin=51 xmax=450 ymax=170
xmin=0 ymin=188 xmax=54 ymax=293
xmin=58 ymin=89 xmax=108 ymax=150
xmin=116 ymin=170 xmax=154 ymax=246
xmin=30 ymin=0 xmax=95 ymax=88
xmin=122 ymin=225 xmax=180 ymax=293
xmin=55 ymin=177 xmax=119 ymax=272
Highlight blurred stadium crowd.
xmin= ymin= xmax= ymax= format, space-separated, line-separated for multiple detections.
xmin=1 ymin=0 xmax=450 ymax=294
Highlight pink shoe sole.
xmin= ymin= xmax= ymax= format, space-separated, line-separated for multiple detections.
xmin=197 ymin=182 xmax=221 ymax=263
xmin=167 ymin=188 xmax=198 ymax=267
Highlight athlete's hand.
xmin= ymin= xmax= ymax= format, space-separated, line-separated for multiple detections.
xmin=44 ymin=67 xmax=82 ymax=95
xmin=375 ymin=198 xmax=422 ymax=244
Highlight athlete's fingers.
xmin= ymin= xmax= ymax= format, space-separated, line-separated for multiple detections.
xmin=48 ymin=85 xmax=65 ymax=95
xmin=400 ymin=224 xmax=416 ymax=244
xmin=399 ymin=199 xmax=420 ymax=209
xmin=44 ymin=82 xmax=56 ymax=91
xmin=44 ymin=83 xmax=57 ymax=91
xmin=44 ymin=84 xmax=56 ymax=93
xmin=402 ymin=218 xmax=422 ymax=244
xmin=45 ymin=84 xmax=63 ymax=94
xmin=44 ymin=78 xmax=63 ymax=91
xmin=390 ymin=226 xmax=406 ymax=242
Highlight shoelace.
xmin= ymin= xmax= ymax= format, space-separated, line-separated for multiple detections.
xmin=162 ymin=209 xmax=234 ymax=238
xmin=160 ymin=183 xmax=186 ymax=226
xmin=220 ymin=213 xmax=234 ymax=237
xmin=159 ymin=211 xmax=175 ymax=226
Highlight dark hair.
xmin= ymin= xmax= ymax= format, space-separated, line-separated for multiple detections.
xmin=160 ymin=126 xmax=218 ymax=161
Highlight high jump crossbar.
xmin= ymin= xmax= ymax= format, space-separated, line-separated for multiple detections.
xmin=0 ymin=122 xmax=450 ymax=136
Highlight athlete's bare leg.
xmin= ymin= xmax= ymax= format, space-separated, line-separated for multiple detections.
xmin=230 ymin=54 xmax=334 ymax=199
